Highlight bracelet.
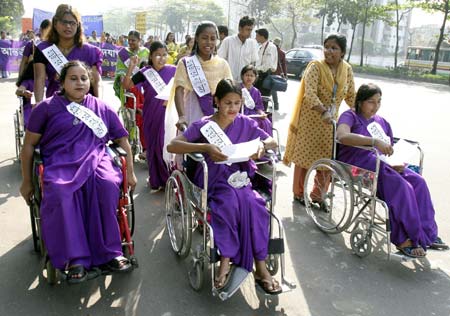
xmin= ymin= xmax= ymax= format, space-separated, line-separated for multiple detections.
xmin=371 ymin=137 xmax=375 ymax=147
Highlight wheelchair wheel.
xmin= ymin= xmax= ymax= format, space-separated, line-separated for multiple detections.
xmin=350 ymin=229 xmax=372 ymax=258
xmin=304 ymin=159 xmax=354 ymax=234
xmin=188 ymin=245 xmax=204 ymax=291
xmin=46 ymin=259 xmax=57 ymax=285
xmin=29 ymin=203 xmax=40 ymax=253
xmin=165 ymin=170 xmax=193 ymax=259
xmin=14 ymin=110 xmax=23 ymax=160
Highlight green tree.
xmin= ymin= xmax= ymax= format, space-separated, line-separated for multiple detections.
xmin=386 ymin=1 xmax=414 ymax=69
xmin=282 ymin=0 xmax=312 ymax=48
xmin=0 ymin=0 xmax=24 ymax=34
xmin=244 ymin=0 xmax=282 ymax=27
xmin=416 ymin=0 xmax=450 ymax=74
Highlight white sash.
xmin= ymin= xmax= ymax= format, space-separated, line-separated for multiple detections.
xmin=124 ymin=58 xmax=140 ymax=75
xmin=367 ymin=121 xmax=390 ymax=145
xmin=42 ymin=44 xmax=69 ymax=75
xmin=143 ymin=68 xmax=166 ymax=95
xmin=185 ymin=55 xmax=210 ymax=97
xmin=200 ymin=121 xmax=231 ymax=149
xmin=66 ymin=102 xmax=107 ymax=138
xmin=242 ymin=88 xmax=255 ymax=110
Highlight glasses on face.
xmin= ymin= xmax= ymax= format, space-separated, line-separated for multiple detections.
xmin=59 ymin=19 xmax=78 ymax=27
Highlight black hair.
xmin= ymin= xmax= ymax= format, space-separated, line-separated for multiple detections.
xmin=217 ymin=25 xmax=228 ymax=36
xmin=165 ymin=32 xmax=175 ymax=44
xmin=148 ymin=41 xmax=167 ymax=66
xmin=40 ymin=19 xmax=51 ymax=30
xmin=215 ymin=79 xmax=242 ymax=101
xmin=355 ymin=83 xmax=382 ymax=113
xmin=128 ymin=30 xmax=141 ymax=39
xmin=256 ymin=28 xmax=269 ymax=39
xmin=324 ymin=33 xmax=347 ymax=57
xmin=59 ymin=60 xmax=93 ymax=93
xmin=240 ymin=64 xmax=258 ymax=80
xmin=192 ymin=21 xmax=218 ymax=56
xmin=16 ymin=61 xmax=34 ymax=87
xmin=238 ymin=16 xmax=255 ymax=28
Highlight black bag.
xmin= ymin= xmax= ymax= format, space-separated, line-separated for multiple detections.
xmin=263 ymin=74 xmax=288 ymax=92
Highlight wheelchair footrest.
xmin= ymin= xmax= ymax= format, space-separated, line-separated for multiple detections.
xmin=268 ymin=238 xmax=284 ymax=254
xmin=214 ymin=266 xmax=250 ymax=301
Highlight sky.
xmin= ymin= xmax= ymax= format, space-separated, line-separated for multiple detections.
xmin=22 ymin=0 xmax=445 ymax=28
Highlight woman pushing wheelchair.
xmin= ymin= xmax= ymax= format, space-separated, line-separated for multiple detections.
xmin=20 ymin=60 xmax=137 ymax=283
xmin=336 ymin=83 xmax=448 ymax=258
xmin=167 ymin=79 xmax=282 ymax=294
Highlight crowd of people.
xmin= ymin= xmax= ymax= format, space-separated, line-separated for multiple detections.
xmin=12 ymin=3 xmax=448 ymax=292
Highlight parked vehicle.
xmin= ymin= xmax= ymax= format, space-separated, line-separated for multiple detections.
xmin=285 ymin=47 xmax=323 ymax=78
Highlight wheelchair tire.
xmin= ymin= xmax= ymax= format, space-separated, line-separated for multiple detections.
xmin=29 ymin=203 xmax=39 ymax=253
xmin=188 ymin=247 xmax=204 ymax=291
xmin=46 ymin=259 xmax=57 ymax=285
xmin=14 ymin=110 xmax=23 ymax=160
xmin=350 ymin=229 xmax=372 ymax=258
xmin=304 ymin=159 xmax=354 ymax=234
xmin=165 ymin=170 xmax=193 ymax=259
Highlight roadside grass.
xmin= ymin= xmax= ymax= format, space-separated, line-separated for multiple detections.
xmin=351 ymin=64 xmax=450 ymax=85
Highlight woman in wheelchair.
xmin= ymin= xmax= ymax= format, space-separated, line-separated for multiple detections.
xmin=20 ymin=60 xmax=137 ymax=283
xmin=167 ymin=79 xmax=282 ymax=294
xmin=336 ymin=83 xmax=447 ymax=258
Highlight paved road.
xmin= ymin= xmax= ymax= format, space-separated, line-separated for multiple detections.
xmin=0 ymin=74 xmax=449 ymax=316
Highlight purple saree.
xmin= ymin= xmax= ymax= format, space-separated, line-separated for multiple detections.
xmin=183 ymin=114 xmax=270 ymax=271
xmin=242 ymin=85 xmax=272 ymax=136
xmin=27 ymin=93 xmax=128 ymax=270
xmin=35 ymin=41 xmax=103 ymax=98
xmin=337 ymin=109 xmax=438 ymax=249
xmin=133 ymin=65 xmax=176 ymax=189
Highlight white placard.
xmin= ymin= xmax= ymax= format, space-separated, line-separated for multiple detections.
xmin=42 ymin=44 xmax=69 ymax=75
xmin=185 ymin=55 xmax=210 ymax=97
xmin=124 ymin=58 xmax=140 ymax=75
xmin=216 ymin=137 xmax=261 ymax=164
xmin=242 ymin=88 xmax=255 ymax=110
xmin=143 ymin=67 xmax=166 ymax=95
xmin=66 ymin=102 xmax=107 ymax=138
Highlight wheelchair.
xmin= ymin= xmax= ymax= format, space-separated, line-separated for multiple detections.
xmin=243 ymin=95 xmax=282 ymax=160
xmin=117 ymin=91 xmax=143 ymax=161
xmin=13 ymin=96 xmax=25 ymax=160
xmin=304 ymin=122 xmax=424 ymax=261
xmin=164 ymin=151 xmax=296 ymax=300
xmin=29 ymin=143 xmax=137 ymax=284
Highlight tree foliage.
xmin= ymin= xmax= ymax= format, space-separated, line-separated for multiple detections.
xmin=0 ymin=0 xmax=24 ymax=34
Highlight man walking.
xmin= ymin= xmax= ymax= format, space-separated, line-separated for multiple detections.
xmin=254 ymin=28 xmax=277 ymax=107
xmin=218 ymin=16 xmax=259 ymax=82
xmin=272 ymin=37 xmax=287 ymax=110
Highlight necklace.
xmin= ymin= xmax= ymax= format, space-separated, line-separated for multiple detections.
xmin=58 ymin=44 xmax=74 ymax=56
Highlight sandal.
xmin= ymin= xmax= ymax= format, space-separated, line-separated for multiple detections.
xmin=429 ymin=237 xmax=449 ymax=250
xmin=214 ymin=265 xmax=234 ymax=290
xmin=102 ymin=256 xmax=132 ymax=273
xmin=66 ymin=264 xmax=88 ymax=284
xmin=293 ymin=195 xmax=305 ymax=206
xmin=255 ymin=277 xmax=282 ymax=295
xmin=311 ymin=200 xmax=330 ymax=213
xmin=396 ymin=245 xmax=426 ymax=258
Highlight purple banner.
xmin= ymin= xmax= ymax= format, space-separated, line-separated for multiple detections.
xmin=0 ymin=40 xmax=27 ymax=72
xmin=99 ymin=42 xmax=120 ymax=77
xmin=32 ymin=8 xmax=53 ymax=33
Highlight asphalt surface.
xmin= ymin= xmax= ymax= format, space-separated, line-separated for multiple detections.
xmin=1 ymin=73 xmax=450 ymax=316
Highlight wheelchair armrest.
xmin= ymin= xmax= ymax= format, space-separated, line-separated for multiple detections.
xmin=108 ymin=143 xmax=127 ymax=157
xmin=393 ymin=137 xmax=419 ymax=146
xmin=33 ymin=148 xmax=43 ymax=164
xmin=187 ymin=152 xmax=204 ymax=162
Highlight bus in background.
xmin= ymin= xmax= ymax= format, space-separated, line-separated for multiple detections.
xmin=405 ymin=46 xmax=450 ymax=72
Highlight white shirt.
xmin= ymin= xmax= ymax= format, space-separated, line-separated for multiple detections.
xmin=217 ymin=35 xmax=259 ymax=82
xmin=256 ymin=40 xmax=278 ymax=73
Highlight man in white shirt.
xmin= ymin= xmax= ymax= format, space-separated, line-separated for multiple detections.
xmin=217 ymin=16 xmax=259 ymax=82
xmin=254 ymin=28 xmax=278 ymax=101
